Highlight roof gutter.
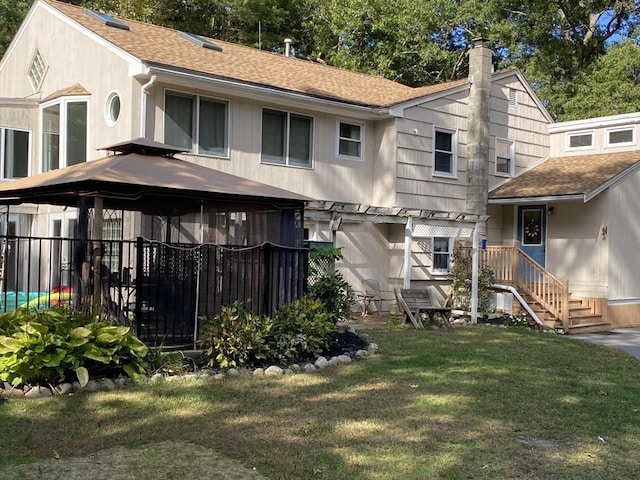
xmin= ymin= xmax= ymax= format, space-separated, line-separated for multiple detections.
xmin=142 ymin=64 xmax=391 ymax=120
xmin=139 ymin=74 xmax=157 ymax=137
xmin=488 ymin=194 xmax=583 ymax=204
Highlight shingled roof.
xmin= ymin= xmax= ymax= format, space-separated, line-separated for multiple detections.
xmin=42 ymin=0 xmax=469 ymax=108
xmin=490 ymin=150 xmax=640 ymax=201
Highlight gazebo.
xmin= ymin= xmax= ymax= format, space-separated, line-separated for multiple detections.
xmin=0 ymin=139 xmax=311 ymax=346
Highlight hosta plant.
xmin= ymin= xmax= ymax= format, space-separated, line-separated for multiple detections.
xmin=0 ymin=308 xmax=148 ymax=387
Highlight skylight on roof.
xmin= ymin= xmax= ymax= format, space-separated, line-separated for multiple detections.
xmin=179 ymin=32 xmax=223 ymax=52
xmin=84 ymin=9 xmax=130 ymax=31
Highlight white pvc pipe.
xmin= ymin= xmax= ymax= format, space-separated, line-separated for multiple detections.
xmin=470 ymin=224 xmax=479 ymax=323
xmin=403 ymin=216 xmax=413 ymax=289
xmin=492 ymin=283 xmax=544 ymax=327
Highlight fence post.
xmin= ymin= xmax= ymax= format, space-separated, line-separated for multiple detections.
xmin=561 ymin=279 xmax=570 ymax=331
xmin=263 ymin=243 xmax=272 ymax=316
xmin=135 ymin=237 xmax=144 ymax=335
xmin=512 ymin=241 xmax=520 ymax=285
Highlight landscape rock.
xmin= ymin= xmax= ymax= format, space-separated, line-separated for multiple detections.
xmin=264 ymin=365 xmax=284 ymax=376
xmin=337 ymin=355 xmax=352 ymax=364
xmin=84 ymin=380 xmax=100 ymax=392
xmin=150 ymin=373 xmax=164 ymax=383
xmin=227 ymin=368 xmax=240 ymax=377
xmin=355 ymin=349 xmax=369 ymax=359
xmin=283 ymin=369 xmax=294 ymax=375
xmin=214 ymin=374 xmax=226 ymax=380
xmin=55 ymin=383 xmax=73 ymax=395
xmin=328 ymin=356 xmax=341 ymax=367
xmin=114 ymin=377 xmax=127 ymax=388
xmin=99 ymin=378 xmax=116 ymax=391
xmin=314 ymin=357 xmax=329 ymax=369
xmin=25 ymin=386 xmax=52 ymax=398
xmin=303 ymin=363 xmax=317 ymax=373
xmin=253 ymin=368 xmax=265 ymax=377
xmin=367 ymin=343 xmax=379 ymax=354
xmin=1 ymin=385 xmax=24 ymax=397
xmin=290 ymin=364 xmax=301 ymax=373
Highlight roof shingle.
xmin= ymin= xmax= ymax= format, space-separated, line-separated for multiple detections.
xmin=43 ymin=0 xmax=468 ymax=108
xmin=490 ymin=150 xmax=640 ymax=200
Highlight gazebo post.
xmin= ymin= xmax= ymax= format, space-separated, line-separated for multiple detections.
xmin=92 ymin=196 xmax=104 ymax=307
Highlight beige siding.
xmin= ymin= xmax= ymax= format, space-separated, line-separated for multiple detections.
xmin=545 ymin=198 xmax=608 ymax=297
xmin=608 ymin=172 xmax=640 ymax=302
xmin=0 ymin=4 xmax=139 ymax=167
xmin=396 ymin=73 xmax=550 ymax=213
xmin=549 ymin=116 xmax=640 ymax=157
xmin=148 ymin=83 xmax=378 ymax=204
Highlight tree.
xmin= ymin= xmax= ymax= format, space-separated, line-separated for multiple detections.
xmin=0 ymin=0 xmax=31 ymax=59
xmin=559 ymin=41 xmax=640 ymax=120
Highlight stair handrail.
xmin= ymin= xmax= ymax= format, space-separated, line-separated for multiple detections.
xmin=515 ymin=248 xmax=569 ymax=328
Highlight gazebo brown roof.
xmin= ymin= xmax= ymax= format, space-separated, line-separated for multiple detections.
xmin=0 ymin=138 xmax=310 ymax=214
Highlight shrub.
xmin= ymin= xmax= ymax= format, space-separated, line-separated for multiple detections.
xmin=0 ymin=308 xmax=148 ymax=387
xmin=201 ymin=302 xmax=272 ymax=369
xmin=450 ymin=242 xmax=495 ymax=313
xmin=268 ymin=296 xmax=336 ymax=363
xmin=308 ymin=247 xmax=356 ymax=321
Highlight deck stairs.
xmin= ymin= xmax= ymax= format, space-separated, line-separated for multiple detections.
xmin=519 ymin=292 xmax=611 ymax=334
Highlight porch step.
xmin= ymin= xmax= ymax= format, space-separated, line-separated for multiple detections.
xmin=566 ymin=321 xmax=612 ymax=334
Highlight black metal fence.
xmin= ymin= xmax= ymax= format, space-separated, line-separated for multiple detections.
xmin=0 ymin=235 xmax=308 ymax=346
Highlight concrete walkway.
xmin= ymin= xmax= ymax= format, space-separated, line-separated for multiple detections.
xmin=570 ymin=327 xmax=640 ymax=362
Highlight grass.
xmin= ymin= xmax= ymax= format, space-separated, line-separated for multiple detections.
xmin=2 ymin=326 xmax=640 ymax=479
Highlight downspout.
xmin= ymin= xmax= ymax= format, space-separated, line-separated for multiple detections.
xmin=139 ymin=74 xmax=157 ymax=138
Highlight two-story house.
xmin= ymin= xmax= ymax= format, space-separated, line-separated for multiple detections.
xmin=0 ymin=0 xmax=555 ymax=311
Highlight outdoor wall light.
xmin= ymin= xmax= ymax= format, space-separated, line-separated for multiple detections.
xmin=601 ymin=226 xmax=608 ymax=240
xmin=547 ymin=206 xmax=554 ymax=215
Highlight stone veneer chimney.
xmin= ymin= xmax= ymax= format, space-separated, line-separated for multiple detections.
xmin=466 ymin=37 xmax=492 ymax=219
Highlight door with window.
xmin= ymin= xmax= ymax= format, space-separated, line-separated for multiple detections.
xmin=50 ymin=213 xmax=78 ymax=289
xmin=517 ymin=205 xmax=546 ymax=267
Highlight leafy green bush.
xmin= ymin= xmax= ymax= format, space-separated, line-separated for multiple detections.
xmin=450 ymin=242 xmax=495 ymax=313
xmin=0 ymin=308 xmax=148 ymax=387
xmin=308 ymin=247 xmax=356 ymax=321
xmin=269 ymin=296 xmax=336 ymax=363
xmin=201 ymin=302 xmax=272 ymax=369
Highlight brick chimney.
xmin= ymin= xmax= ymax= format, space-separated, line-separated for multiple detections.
xmin=466 ymin=38 xmax=492 ymax=218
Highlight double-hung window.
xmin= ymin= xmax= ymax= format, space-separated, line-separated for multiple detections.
xmin=433 ymin=127 xmax=456 ymax=176
xmin=164 ymin=91 xmax=228 ymax=157
xmin=337 ymin=121 xmax=363 ymax=159
xmin=433 ymin=237 xmax=452 ymax=272
xmin=495 ymin=138 xmax=514 ymax=176
xmin=0 ymin=127 xmax=29 ymax=179
xmin=42 ymin=98 xmax=87 ymax=172
xmin=261 ymin=108 xmax=313 ymax=167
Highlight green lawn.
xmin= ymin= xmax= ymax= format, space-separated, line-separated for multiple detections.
xmin=1 ymin=326 xmax=640 ymax=480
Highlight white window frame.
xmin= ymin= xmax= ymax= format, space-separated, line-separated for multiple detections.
xmin=495 ymin=138 xmax=515 ymax=177
xmin=261 ymin=107 xmax=314 ymax=168
xmin=432 ymin=237 xmax=453 ymax=273
xmin=336 ymin=119 xmax=364 ymax=160
xmin=432 ymin=126 xmax=457 ymax=178
xmin=40 ymin=96 xmax=89 ymax=173
xmin=27 ymin=49 xmax=47 ymax=92
xmin=566 ymin=130 xmax=594 ymax=151
xmin=605 ymin=126 xmax=635 ymax=148
xmin=0 ymin=127 xmax=31 ymax=179
xmin=104 ymin=91 xmax=121 ymax=127
xmin=163 ymin=89 xmax=230 ymax=158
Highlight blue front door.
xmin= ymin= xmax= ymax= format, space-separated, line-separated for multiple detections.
xmin=517 ymin=205 xmax=546 ymax=267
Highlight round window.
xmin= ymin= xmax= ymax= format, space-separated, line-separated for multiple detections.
xmin=105 ymin=92 xmax=121 ymax=125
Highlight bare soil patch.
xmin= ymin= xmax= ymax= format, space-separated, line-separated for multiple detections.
xmin=9 ymin=441 xmax=267 ymax=480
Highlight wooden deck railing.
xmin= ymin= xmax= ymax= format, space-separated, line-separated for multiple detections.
xmin=475 ymin=245 xmax=570 ymax=328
